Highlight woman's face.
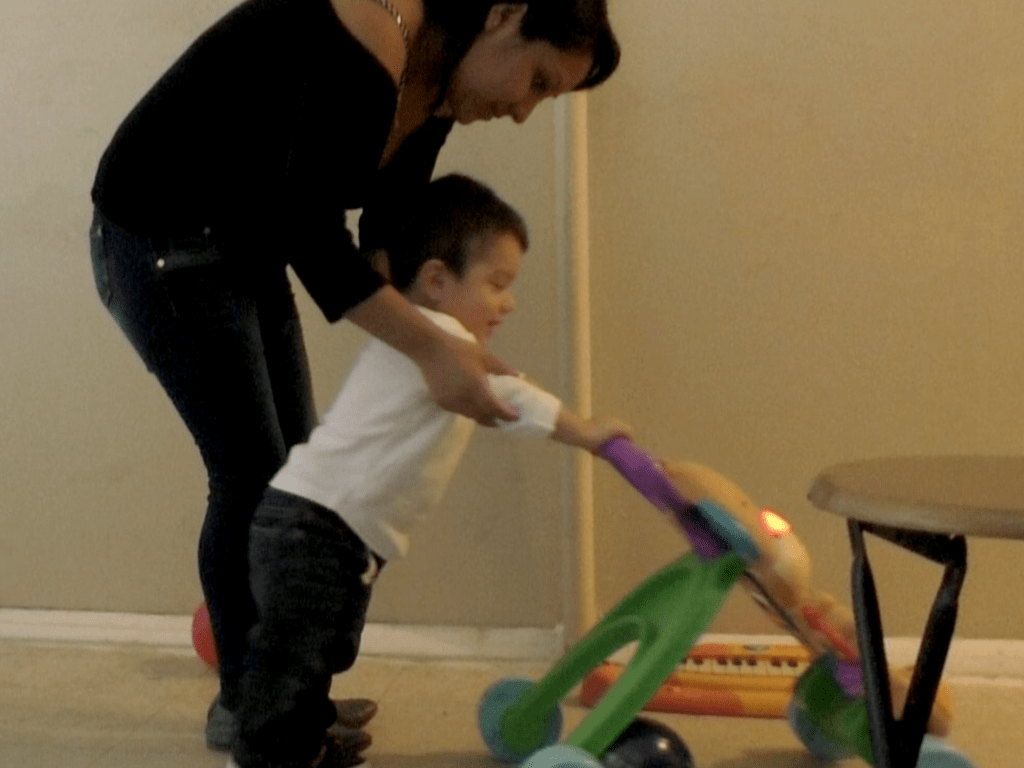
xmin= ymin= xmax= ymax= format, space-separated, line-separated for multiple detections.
xmin=437 ymin=5 xmax=594 ymax=125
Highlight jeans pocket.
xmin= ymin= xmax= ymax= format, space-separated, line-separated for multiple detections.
xmin=89 ymin=212 xmax=113 ymax=307
xmin=153 ymin=243 xmax=233 ymax=319
xmin=154 ymin=238 xmax=222 ymax=274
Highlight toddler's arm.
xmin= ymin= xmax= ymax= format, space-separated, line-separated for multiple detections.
xmin=488 ymin=374 xmax=633 ymax=451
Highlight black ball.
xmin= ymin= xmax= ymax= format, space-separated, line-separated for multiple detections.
xmin=601 ymin=717 xmax=695 ymax=768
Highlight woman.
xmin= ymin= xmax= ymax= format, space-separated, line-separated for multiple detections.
xmin=89 ymin=0 xmax=619 ymax=755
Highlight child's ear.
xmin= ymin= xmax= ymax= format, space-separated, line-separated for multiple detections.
xmin=483 ymin=4 xmax=526 ymax=33
xmin=368 ymin=249 xmax=391 ymax=281
xmin=419 ymin=258 xmax=451 ymax=302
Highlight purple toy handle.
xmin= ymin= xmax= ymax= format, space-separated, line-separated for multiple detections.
xmin=598 ymin=437 xmax=725 ymax=560
xmin=598 ymin=437 xmax=691 ymax=510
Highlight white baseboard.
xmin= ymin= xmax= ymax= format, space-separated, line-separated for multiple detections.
xmin=2 ymin=609 xmax=1022 ymax=678
xmin=0 ymin=609 xmax=563 ymax=662
xmin=0 ymin=609 xmax=193 ymax=646
xmin=359 ymin=623 xmax=565 ymax=661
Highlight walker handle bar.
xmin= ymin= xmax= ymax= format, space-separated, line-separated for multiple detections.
xmin=598 ymin=437 xmax=728 ymax=560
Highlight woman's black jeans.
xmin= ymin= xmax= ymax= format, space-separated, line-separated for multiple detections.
xmin=236 ymin=488 xmax=379 ymax=768
xmin=89 ymin=209 xmax=316 ymax=711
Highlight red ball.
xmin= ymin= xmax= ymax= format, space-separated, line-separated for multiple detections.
xmin=191 ymin=602 xmax=219 ymax=669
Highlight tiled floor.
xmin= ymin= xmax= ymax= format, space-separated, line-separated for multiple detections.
xmin=1 ymin=638 xmax=1021 ymax=767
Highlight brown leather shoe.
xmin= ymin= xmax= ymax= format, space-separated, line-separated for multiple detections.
xmin=314 ymin=726 xmax=372 ymax=768
xmin=332 ymin=698 xmax=377 ymax=730
xmin=325 ymin=723 xmax=372 ymax=755
xmin=206 ymin=696 xmax=377 ymax=753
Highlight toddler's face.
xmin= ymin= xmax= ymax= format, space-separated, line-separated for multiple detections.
xmin=436 ymin=231 xmax=522 ymax=344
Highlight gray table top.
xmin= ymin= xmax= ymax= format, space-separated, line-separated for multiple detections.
xmin=808 ymin=455 xmax=1024 ymax=539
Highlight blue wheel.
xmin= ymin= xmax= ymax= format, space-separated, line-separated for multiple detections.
xmin=915 ymin=736 xmax=976 ymax=768
xmin=786 ymin=700 xmax=854 ymax=762
xmin=522 ymin=744 xmax=602 ymax=768
xmin=478 ymin=678 xmax=563 ymax=763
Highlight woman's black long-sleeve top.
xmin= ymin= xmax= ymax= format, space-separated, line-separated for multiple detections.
xmin=92 ymin=0 xmax=453 ymax=322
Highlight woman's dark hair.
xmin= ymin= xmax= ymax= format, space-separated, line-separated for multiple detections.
xmin=418 ymin=1 xmax=620 ymax=101
xmin=386 ymin=173 xmax=529 ymax=291
xmin=519 ymin=1 xmax=620 ymax=90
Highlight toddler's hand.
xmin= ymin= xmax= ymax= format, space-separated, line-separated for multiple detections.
xmin=582 ymin=417 xmax=636 ymax=454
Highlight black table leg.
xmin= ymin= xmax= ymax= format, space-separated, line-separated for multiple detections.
xmin=850 ymin=520 xmax=896 ymax=767
xmin=847 ymin=520 xmax=967 ymax=768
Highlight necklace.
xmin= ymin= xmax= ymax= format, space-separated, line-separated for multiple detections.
xmin=369 ymin=0 xmax=411 ymax=166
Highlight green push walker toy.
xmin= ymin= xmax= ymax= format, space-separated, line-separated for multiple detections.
xmin=476 ymin=438 xmax=975 ymax=768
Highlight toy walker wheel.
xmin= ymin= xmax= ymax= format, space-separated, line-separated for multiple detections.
xmin=786 ymin=700 xmax=855 ymax=762
xmin=915 ymin=736 xmax=976 ymax=768
xmin=522 ymin=744 xmax=603 ymax=768
xmin=478 ymin=678 xmax=563 ymax=763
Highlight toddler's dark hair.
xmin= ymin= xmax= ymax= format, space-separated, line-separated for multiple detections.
xmin=385 ymin=174 xmax=529 ymax=291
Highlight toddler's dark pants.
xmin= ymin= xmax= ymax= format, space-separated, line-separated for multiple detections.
xmin=234 ymin=488 xmax=380 ymax=768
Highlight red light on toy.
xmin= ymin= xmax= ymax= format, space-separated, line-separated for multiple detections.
xmin=760 ymin=509 xmax=791 ymax=538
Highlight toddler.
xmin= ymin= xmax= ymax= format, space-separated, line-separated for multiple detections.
xmin=230 ymin=174 xmax=633 ymax=768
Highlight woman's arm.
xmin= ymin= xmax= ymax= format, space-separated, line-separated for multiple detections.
xmin=346 ymin=284 xmax=520 ymax=425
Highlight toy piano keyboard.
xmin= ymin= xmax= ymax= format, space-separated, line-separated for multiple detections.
xmin=581 ymin=642 xmax=811 ymax=718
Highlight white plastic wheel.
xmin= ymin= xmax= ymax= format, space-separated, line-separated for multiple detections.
xmin=915 ymin=735 xmax=976 ymax=768
xmin=522 ymin=744 xmax=603 ymax=768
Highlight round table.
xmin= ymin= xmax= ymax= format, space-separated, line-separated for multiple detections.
xmin=808 ymin=455 xmax=1024 ymax=768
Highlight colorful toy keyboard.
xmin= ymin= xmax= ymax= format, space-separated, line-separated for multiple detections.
xmin=580 ymin=643 xmax=811 ymax=719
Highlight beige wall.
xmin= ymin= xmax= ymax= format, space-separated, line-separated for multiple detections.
xmin=589 ymin=0 xmax=1024 ymax=638
xmin=5 ymin=0 xmax=1024 ymax=644
xmin=0 ymin=0 xmax=573 ymax=628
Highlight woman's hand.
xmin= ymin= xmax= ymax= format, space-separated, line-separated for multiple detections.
xmin=420 ymin=330 xmax=520 ymax=426
xmin=346 ymin=284 xmax=519 ymax=426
